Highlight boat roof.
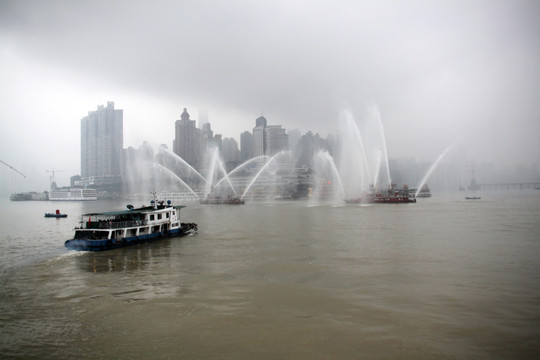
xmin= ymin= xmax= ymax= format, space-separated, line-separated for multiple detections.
xmin=82 ymin=205 xmax=186 ymax=217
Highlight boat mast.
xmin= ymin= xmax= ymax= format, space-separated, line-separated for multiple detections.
xmin=151 ymin=190 xmax=158 ymax=209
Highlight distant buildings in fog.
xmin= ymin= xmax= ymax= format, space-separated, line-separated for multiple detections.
xmin=173 ymin=108 xmax=200 ymax=169
xmin=75 ymin=102 xmax=540 ymax=195
xmin=77 ymin=102 xmax=297 ymax=190
xmin=79 ymin=101 xmax=123 ymax=190
xmin=172 ymin=109 xmax=289 ymax=172
xmin=76 ymin=102 xmax=332 ymax=186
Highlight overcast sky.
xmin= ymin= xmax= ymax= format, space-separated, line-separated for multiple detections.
xmin=1 ymin=0 xmax=539 ymax=191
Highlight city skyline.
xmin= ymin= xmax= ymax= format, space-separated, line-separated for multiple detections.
xmin=1 ymin=1 xmax=539 ymax=192
xmin=2 ymin=98 xmax=540 ymax=194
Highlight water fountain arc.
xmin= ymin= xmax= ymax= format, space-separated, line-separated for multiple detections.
xmin=214 ymin=155 xmax=271 ymax=189
xmin=157 ymin=147 xmax=209 ymax=185
xmin=240 ymin=151 xmax=291 ymax=200
xmin=153 ymin=163 xmax=201 ymax=199
xmin=414 ymin=138 xmax=461 ymax=197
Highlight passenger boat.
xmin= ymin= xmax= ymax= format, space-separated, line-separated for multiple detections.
xmin=65 ymin=195 xmax=197 ymax=251
xmin=45 ymin=209 xmax=67 ymax=218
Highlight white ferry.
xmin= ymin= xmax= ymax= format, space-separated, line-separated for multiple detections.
xmin=49 ymin=187 xmax=97 ymax=201
xmin=416 ymin=184 xmax=432 ymax=198
xmin=64 ymin=196 xmax=197 ymax=251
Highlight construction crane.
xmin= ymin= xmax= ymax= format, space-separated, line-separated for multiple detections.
xmin=1 ymin=160 xmax=25 ymax=178
xmin=46 ymin=169 xmax=64 ymax=186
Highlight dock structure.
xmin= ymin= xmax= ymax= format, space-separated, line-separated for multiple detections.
xmin=479 ymin=183 xmax=540 ymax=191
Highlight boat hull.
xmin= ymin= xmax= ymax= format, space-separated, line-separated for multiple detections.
xmin=199 ymin=199 xmax=245 ymax=205
xmin=45 ymin=214 xmax=68 ymax=218
xmin=64 ymin=224 xmax=197 ymax=251
xmin=345 ymin=197 xmax=416 ymax=204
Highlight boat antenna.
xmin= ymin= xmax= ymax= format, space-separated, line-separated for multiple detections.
xmin=1 ymin=160 xmax=25 ymax=178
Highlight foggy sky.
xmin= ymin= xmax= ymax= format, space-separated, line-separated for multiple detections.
xmin=1 ymin=0 xmax=539 ymax=191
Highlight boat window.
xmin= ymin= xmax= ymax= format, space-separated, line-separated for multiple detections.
xmin=150 ymin=214 xmax=155 ymax=221
xmin=74 ymin=231 xmax=89 ymax=239
xmin=83 ymin=231 xmax=109 ymax=240
xmin=166 ymin=213 xmax=170 ymax=218
xmin=158 ymin=214 xmax=162 ymax=220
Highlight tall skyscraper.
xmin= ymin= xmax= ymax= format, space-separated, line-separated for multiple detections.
xmin=199 ymin=122 xmax=222 ymax=172
xmin=266 ymin=125 xmax=288 ymax=156
xmin=240 ymin=131 xmax=254 ymax=161
xmin=173 ymin=108 xmax=201 ymax=169
xmin=253 ymin=115 xmax=267 ymax=157
xmin=252 ymin=115 xmax=288 ymax=157
xmin=222 ymin=137 xmax=240 ymax=169
xmin=81 ymin=101 xmax=123 ymax=179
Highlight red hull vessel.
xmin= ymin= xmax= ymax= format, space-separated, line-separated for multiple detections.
xmin=345 ymin=186 xmax=416 ymax=204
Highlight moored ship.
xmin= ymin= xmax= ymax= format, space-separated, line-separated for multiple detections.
xmin=65 ymin=195 xmax=197 ymax=251
xmin=49 ymin=187 xmax=97 ymax=201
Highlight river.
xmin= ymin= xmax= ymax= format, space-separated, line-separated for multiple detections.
xmin=1 ymin=192 xmax=539 ymax=359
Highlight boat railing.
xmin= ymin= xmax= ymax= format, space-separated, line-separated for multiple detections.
xmin=86 ymin=220 xmax=147 ymax=229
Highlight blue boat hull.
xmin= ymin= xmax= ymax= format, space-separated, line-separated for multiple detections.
xmin=65 ymin=227 xmax=194 ymax=252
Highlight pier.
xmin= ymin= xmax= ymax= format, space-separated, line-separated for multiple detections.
xmin=480 ymin=183 xmax=540 ymax=191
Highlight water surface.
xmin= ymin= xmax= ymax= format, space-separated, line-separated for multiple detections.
xmin=1 ymin=193 xmax=539 ymax=359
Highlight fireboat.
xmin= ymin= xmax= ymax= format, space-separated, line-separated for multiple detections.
xmin=345 ymin=184 xmax=416 ymax=204
xmin=199 ymin=194 xmax=245 ymax=205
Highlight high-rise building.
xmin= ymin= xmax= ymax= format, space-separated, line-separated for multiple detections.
xmin=240 ymin=131 xmax=254 ymax=161
xmin=255 ymin=115 xmax=267 ymax=128
xmin=222 ymin=137 xmax=241 ymax=169
xmin=81 ymin=101 xmax=123 ymax=179
xmin=287 ymin=129 xmax=301 ymax=153
xmin=253 ymin=116 xmax=267 ymax=157
xmin=266 ymin=125 xmax=288 ymax=156
xmin=199 ymin=122 xmax=223 ymax=172
xmin=173 ymin=108 xmax=201 ymax=169
xmin=252 ymin=115 xmax=288 ymax=157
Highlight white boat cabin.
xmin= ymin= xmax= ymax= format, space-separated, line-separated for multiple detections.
xmin=73 ymin=204 xmax=184 ymax=241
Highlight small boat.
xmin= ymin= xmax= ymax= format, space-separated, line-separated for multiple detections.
xmin=465 ymin=166 xmax=481 ymax=200
xmin=45 ymin=209 xmax=68 ymax=218
xmin=65 ymin=194 xmax=197 ymax=251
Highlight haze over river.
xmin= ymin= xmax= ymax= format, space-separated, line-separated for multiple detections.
xmin=1 ymin=192 xmax=539 ymax=359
